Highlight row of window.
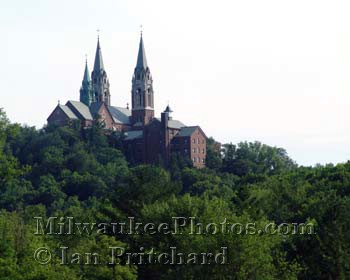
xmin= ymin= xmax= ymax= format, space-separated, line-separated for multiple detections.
xmin=193 ymin=138 xmax=205 ymax=144
xmin=193 ymin=148 xmax=205 ymax=154
xmin=135 ymin=94 xmax=153 ymax=107
xmin=193 ymin=157 xmax=205 ymax=163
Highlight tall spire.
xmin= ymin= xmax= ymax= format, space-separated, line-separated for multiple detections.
xmin=91 ymin=36 xmax=111 ymax=106
xmin=80 ymin=58 xmax=94 ymax=106
xmin=136 ymin=34 xmax=148 ymax=69
xmin=83 ymin=58 xmax=90 ymax=82
xmin=131 ymin=32 xmax=154 ymax=126
xmin=93 ymin=37 xmax=105 ymax=72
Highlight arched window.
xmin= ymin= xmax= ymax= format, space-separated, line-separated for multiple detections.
xmin=135 ymin=89 xmax=142 ymax=106
xmin=138 ymin=94 xmax=142 ymax=106
xmin=148 ymin=92 xmax=152 ymax=107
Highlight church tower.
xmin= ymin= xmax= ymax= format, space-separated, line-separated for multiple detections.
xmin=79 ymin=59 xmax=94 ymax=106
xmin=91 ymin=38 xmax=111 ymax=106
xmin=131 ymin=33 xmax=154 ymax=125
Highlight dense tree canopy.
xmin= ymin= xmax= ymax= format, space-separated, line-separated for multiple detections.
xmin=0 ymin=108 xmax=349 ymax=279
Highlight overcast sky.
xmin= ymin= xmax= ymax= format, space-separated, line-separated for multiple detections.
xmin=2 ymin=0 xmax=350 ymax=166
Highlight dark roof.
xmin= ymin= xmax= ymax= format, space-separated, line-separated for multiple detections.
xmin=124 ymin=130 xmax=143 ymax=141
xmin=175 ymin=126 xmax=200 ymax=137
xmin=93 ymin=38 xmax=104 ymax=72
xmin=136 ymin=35 xmax=148 ymax=69
xmin=154 ymin=118 xmax=185 ymax=129
xmin=108 ymin=106 xmax=131 ymax=124
xmin=59 ymin=101 xmax=133 ymax=124
xmin=66 ymin=100 xmax=93 ymax=120
xmin=89 ymin=102 xmax=103 ymax=117
xmin=58 ymin=105 xmax=78 ymax=119
xmin=164 ymin=105 xmax=173 ymax=113
xmin=168 ymin=119 xmax=185 ymax=129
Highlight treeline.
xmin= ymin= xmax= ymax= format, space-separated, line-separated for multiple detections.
xmin=0 ymin=108 xmax=349 ymax=279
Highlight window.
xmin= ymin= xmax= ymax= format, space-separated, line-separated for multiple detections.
xmin=197 ymin=138 xmax=200 ymax=144
xmin=197 ymin=148 xmax=200 ymax=153
xmin=202 ymin=148 xmax=205 ymax=154
xmin=138 ymin=94 xmax=142 ymax=106
xmin=198 ymin=157 xmax=200 ymax=163
xmin=147 ymin=89 xmax=152 ymax=106
xmin=202 ymin=158 xmax=205 ymax=163
xmin=193 ymin=148 xmax=196 ymax=153
xmin=193 ymin=158 xmax=196 ymax=162
xmin=202 ymin=139 xmax=205 ymax=144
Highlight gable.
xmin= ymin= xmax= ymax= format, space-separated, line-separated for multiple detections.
xmin=47 ymin=105 xmax=78 ymax=123
xmin=97 ymin=103 xmax=114 ymax=124
xmin=66 ymin=100 xmax=93 ymax=120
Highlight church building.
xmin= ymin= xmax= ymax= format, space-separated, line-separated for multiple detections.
xmin=47 ymin=34 xmax=207 ymax=168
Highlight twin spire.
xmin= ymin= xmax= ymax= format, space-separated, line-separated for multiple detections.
xmin=89 ymin=33 xmax=146 ymax=77
xmin=80 ymin=33 xmax=150 ymax=108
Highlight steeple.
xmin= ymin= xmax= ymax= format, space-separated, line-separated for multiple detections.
xmin=136 ymin=34 xmax=148 ymax=70
xmin=91 ymin=37 xmax=111 ymax=106
xmin=80 ymin=59 xmax=94 ymax=106
xmin=93 ymin=38 xmax=105 ymax=72
xmin=83 ymin=59 xmax=90 ymax=83
xmin=164 ymin=105 xmax=173 ymax=114
xmin=131 ymin=33 xmax=154 ymax=126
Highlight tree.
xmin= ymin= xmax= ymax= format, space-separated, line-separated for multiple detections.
xmin=221 ymin=141 xmax=296 ymax=176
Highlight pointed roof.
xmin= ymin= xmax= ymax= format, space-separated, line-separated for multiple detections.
xmin=108 ymin=105 xmax=132 ymax=125
xmin=66 ymin=100 xmax=93 ymax=120
xmin=164 ymin=105 xmax=173 ymax=113
xmin=58 ymin=104 xmax=78 ymax=119
xmin=174 ymin=126 xmax=208 ymax=139
xmin=136 ymin=34 xmax=148 ymax=69
xmin=83 ymin=60 xmax=91 ymax=82
xmin=93 ymin=38 xmax=105 ymax=72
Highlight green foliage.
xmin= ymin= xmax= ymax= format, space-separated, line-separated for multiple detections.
xmin=0 ymin=109 xmax=348 ymax=279
xmin=222 ymin=141 xmax=296 ymax=176
xmin=205 ymin=137 xmax=223 ymax=170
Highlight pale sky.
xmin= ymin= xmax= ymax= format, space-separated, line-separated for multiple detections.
xmin=2 ymin=0 xmax=350 ymax=166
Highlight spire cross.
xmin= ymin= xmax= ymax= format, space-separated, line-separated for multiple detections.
xmin=97 ymin=29 xmax=100 ymax=39
xmin=85 ymin=54 xmax=88 ymax=64
xmin=140 ymin=25 xmax=143 ymax=36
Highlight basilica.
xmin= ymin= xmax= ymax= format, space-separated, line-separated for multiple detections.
xmin=47 ymin=34 xmax=207 ymax=168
